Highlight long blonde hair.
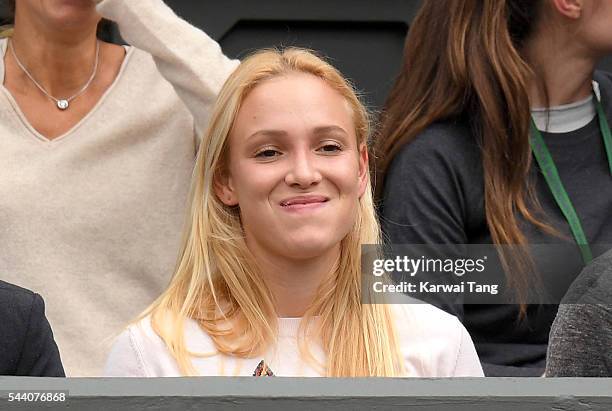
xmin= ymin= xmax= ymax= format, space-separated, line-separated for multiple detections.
xmin=143 ymin=48 xmax=403 ymax=377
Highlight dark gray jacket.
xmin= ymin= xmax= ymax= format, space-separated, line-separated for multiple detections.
xmin=380 ymin=71 xmax=612 ymax=376
xmin=546 ymin=249 xmax=612 ymax=377
xmin=0 ymin=280 xmax=65 ymax=376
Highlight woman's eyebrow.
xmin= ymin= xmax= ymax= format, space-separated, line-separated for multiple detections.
xmin=312 ymin=125 xmax=349 ymax=136
xmin=247 ymin=129 xmax=288 ymax=140
xmin=246 ymin=126 xmax=349 ymax=141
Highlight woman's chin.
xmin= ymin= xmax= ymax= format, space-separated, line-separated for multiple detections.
xmin=277 ymin=238 xmax=340 ymax=261
xmin=46 ymin=4 xmax=99 ymax=27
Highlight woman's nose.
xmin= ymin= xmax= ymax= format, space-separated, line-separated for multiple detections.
xmin=284 ymin=152 xmax=323 ymax=188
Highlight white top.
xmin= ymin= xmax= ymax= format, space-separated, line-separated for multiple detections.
xmin=104 ymin=303 xmax=484 ymax=377
xmin=531 ymin=81 xmax=600 ymax=133
xmin=531 ymin=94 xmax=595 ymax=133
xmin=0 ymin=0 xmax=239 ymax=376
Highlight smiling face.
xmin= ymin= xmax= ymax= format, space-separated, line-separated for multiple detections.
xmin=215 ymin=72 xmax=368 ymax=261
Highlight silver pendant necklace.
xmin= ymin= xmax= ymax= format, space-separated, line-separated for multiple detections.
xmin=9 ymin=39 xmax=100 ymax=111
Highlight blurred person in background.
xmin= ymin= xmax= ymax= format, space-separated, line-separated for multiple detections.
xmin=0 ymin=0 xmax=238 ymax=375
xmin=376 ymin=0 xmax=612 ymax=376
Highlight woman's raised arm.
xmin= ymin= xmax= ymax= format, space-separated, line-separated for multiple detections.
xmin=95 ymin=0 xmax=240 ymax=137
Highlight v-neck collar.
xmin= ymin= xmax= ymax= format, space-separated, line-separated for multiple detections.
xmin=0 ymin=37 xmax=134 ymax=145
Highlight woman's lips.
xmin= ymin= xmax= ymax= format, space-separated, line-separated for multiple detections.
xmin=279 ymin=195 xmax=329 ymax=211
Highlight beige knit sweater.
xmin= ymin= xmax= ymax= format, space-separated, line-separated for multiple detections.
xmin=0 ymin=0 xmax=238 ymax=376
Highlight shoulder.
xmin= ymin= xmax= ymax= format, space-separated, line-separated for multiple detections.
xmin=105 ymin=315 xmax=177 ymax=377
xmin=383 ymin=119 xmax=482 ymax=194
xmin=413 ymin=119 xmax=475 ymax=148
xmin=547 ymin=302 xmax=612 ymax=376
xmin=0 ymin=281 xmax=44 ymax=341
xmin=105 ymin=313 xmax=216 ymax=377
xmin=546 ymin=249 xmax=612 ymax=376
xmin=390 ymin=301 xmax=484 ymax=377
xmin=106 ymin=44 xmax=166 ymax=87
xmin=0 ymin=281 xmax=56 ymax=375
xmin=119 ymin=46 xmax=156 ymax=75
xmin=562 ymin=248 xmax=612 ymax=304
xmin=380 ymin=118 xmax=484 ymax=228
xmin=0 ymin=280 xmax=41 ymax=320
xmin=0 ymin=279 xmax=36 ymax=295
xmin=92 ymin=44 xmax=164 ymax=97
xmin=553 ymin=301 xmax=612 ymax=330
xmin=387 ymin=119 xmax=480 ymax=172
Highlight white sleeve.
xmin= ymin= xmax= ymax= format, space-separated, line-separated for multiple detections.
xmin=104 ymin=328 xmax=149 ymax=377
xmin=452 ymin=323 xmax=485 ymax=377
xmin=96 ymin=0 xmax=240 ymax=136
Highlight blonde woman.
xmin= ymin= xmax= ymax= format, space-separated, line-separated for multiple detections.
xmin=104 ymin=48 xmax=483 ymax=377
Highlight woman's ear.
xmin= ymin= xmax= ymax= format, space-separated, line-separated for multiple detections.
xmin=551 ymin=0 xmax=583 ymax=19
xmin=213 ymin=170 xmax=239 ymax=206
xmin=357 ymin=143 xmax=369 ymax=198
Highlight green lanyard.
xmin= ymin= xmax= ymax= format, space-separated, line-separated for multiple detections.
xmin=530 ymin=95 xmax=612 ymax=265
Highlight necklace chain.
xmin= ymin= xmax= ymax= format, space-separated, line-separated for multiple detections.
xmin=9 ymin=39 xmax=100 ymax=110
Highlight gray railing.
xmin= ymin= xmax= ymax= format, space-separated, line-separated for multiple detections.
xmin=1 ymin=377 xmax=612 ymax=410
